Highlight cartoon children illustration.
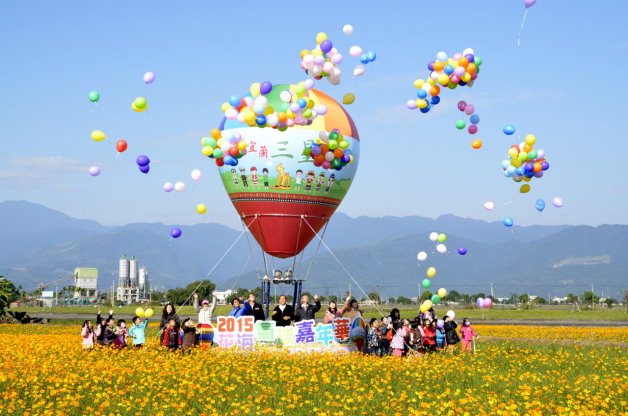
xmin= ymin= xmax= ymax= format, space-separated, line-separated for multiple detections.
xmin=262 ymin=168 xmax=270 ymax=189
xmin=240 ymin=167 xmax=248 ymax=188
xmin=315 ymin=172 xmax=326 ymax=192
xmin=231 ymin=169 xmax=239 ymax=185
xmin=295 ymin=169 xmax=303 ymax=191
xmin=325 ymin=173 xmax=335 ymax=193
xmin=250 ymin=167 xmax=259 ymax=187
xmin=304 ymin=171 xmax=315 ymax=192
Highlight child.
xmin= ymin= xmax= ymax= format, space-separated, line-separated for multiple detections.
xmin=95 ymin=309 xmax=113 ymax=346
xmin=101 ymin=317 xmax=116 ymax=347
xmin=421 ymin=319 xmax=436 ymax=353
xmin=128 ymin=315 xmax=149 ymax=348
xmin=460 ymin=318 xmax=479 ymax=353
xmin=181 ymin=318 xmax=197 ymax=353
xmin=435 ymin=320 xmax=446 ymax=352
xmin=390 ymin=319 xmax=409 ymax=357
xmin=262 ymin=168 xmax=269 ymax=189
xmin=379 ymin=317 xmax=391 ymax=356
xmin=81 ymin=320 xmax=95 ymax=349
xmin=367 ymin=318 xmax=381 ymax=356
xmin=163 ymin=318 xmax=180 ymax=350
xmin=113 ymin=319 xmax=128 ymax=348
xmin=250 ymin=167 xmax=259 ymax=187
xmin=443 ymin=315 xmax=460 ymax=353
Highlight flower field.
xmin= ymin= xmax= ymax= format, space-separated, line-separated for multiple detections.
xmin=0 ymin=324 xmax=626 ymax=416
xmin=476 ymin=325 xmax=628 ymax=343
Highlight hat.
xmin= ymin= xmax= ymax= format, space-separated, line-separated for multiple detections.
xmin=201 ymin=299 xmax=209 ymax=305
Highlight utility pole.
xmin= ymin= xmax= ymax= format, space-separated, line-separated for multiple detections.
xmin=490 ymin=283 xmax=494 ymax=299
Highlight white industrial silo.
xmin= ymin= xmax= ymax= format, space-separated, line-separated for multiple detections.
xmin=129 ymin=256 xmax=138 ymax=287
xmin=139 ymin=267 xmax=149 ymax=296
xmin=119 ymin=255 xmax=130 ymax=286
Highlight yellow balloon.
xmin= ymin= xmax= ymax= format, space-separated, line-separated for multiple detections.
xmin=201 ymin=146 xmax=214 ymax=156
xmin=237 ymin=141 xmax=247 ymax=151
xmin=438 ymin=288 xmax=447 ymax=298
xmin=312 ymin=48 xmax=323 ymax=57
xmin=91 ymin=130 xmax=106 ymax=142
xmin=135 ymin=307 xmax=145 ymax=318
xmin=131 ymin=102 xmax=146 ymax=112
xmin=511 ymin=158 xmax=522 ymax=168
xmin=424 ymin=300 xmax=433 ymax=309
xmin=243 ymin=111 xmax=256 ymax=124
xmin=306 ymin=98 xmax=315 ymax=109
xmin=342 ymin=93 xmax=355 ymax=105
xmin=315 ymin=32 xmax=328 ymax=44
xmin=413 ymin=79 xmax=425 ymax=88
xmin=196 ymin=204 xmax=207 ymax=214
xmin=426 ymin=267 xmax=437 ymax=278
xmin=420 ymin=304 xmax=429 ymax=313
xmin=250 ymin=82 xmax=261 ymax=98
xmin=508 ymin=148 xmax=519 ymax=158
xmin=525 ymin=134 xmax=537 ymax=145
xmin=416 ymin=99 xmax=428 ymax=109
xmin=221 ymin=102 xmax=232 ymax=112
xmin=461 ymin=72 xmax=472 ymax=82
xmin=427 ymin=78 xmax=436 ymax=86
xmin=522 ymin=176 xmax=532 ymax=182
xmin=144 ymin=308 xmax=154 ymax=318
xmin=438 ymin=73 xmax=450 ymax=85
xmin=263 ymin=106 xmax=274 ymax=116
xmin=520 ymin=184 xmax=531 ymax=193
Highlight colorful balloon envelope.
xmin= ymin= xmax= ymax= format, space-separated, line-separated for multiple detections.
xmin=216 ymin=84 xmax=360 ymax=258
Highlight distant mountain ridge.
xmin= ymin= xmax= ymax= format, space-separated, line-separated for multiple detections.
xmin=0 ymin=200 xmax=625 ymax=299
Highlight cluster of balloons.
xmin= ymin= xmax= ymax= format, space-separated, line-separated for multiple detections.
xmin=300 ymin=33 xmax=344 ymax=85
xmin=476 ymin=297 xmax=493 ymax=308
xmin=170 ymin=227 xmax=182 ymax=239
xmin=132 ymin=97 xmax=148 ymax=112
xmin=407 ymin=48 xmax=482 ymax=114
xmin=200 ymin=128 xmax=249 ymax=167
xmin=136 ymin=155 xmax=150 ymax=174
xmin=455 ymin=101 xmax=482 ymax=149
xmin=535 ymin=197 xmax=564 ymax=211
xmin=302 ymin=130 xmax=355 ymax=170
xmin=501 ymin=134 xmax=550 ymax=193
xmin=163 ymin=181 xmax=185 ymax=192
xmin=135 ymin=307 xmax=154 ymax=318
xmin=222 ymin=81 xmax=328 ymax=130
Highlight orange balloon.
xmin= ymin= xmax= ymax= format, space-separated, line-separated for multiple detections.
xmin=211 ymin=128 xmax=221 ymax=139
xmin=430 ymin=85 xmax=441 ymax=96
xmin=333 ymin=148 xmax=344 ymax=158
xmin=320 ymin=144 xmax=329 ymax=154
xmin=523 ymin=144 xmax=532 ymax=152
xmin=433 ymin=61 xmax=444 ymax=72
xmin=533 ymin=163 xmax=542 ymax=172
xmin=277 ymin=112 xmax=287 ymax=122
xmin=458 ymin=57 xmax=469 ymax=67
xmin=300 ymin=49 xmax=310 ymax=59
xmin=467 ymin=63 xmax=477 ymax=74
xmin=471 ymin=140 xmax=483 ymax=149
xmin=313 ymin=154 xmax=325 ymax=164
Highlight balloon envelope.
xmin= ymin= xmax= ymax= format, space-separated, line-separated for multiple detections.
xmin=535 ymin=199 xmax=545 ymax=212
xmin=417 ymin=251 xmax=427 ymax=261
xmin=552 ymin=197 xmax=564 ymax=208
xmin=217 ymin=85 xmax=360 ymax=258
xmin=447 ymin=310 xmax=455 ymax=319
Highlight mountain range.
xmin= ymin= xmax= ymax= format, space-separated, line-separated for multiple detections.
xmin=0 ymin=200 xmax=625 ymax=299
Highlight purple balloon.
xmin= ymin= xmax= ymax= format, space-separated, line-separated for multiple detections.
xmin=524 ymin=162 xmax=534 ymax=172
xmin=464 ymin=54 xmax=474 ymax=63
xmin=457 ymin=247 xmax=467 ymax=255
xmin=88 ymin=166 xmax=100 ymax=176
xmin=139 ymin=165 xmax=150 ymax=174
xmin=170 ymin=227 xmax=182 ymax=238
xmin=524 ymin=0 xmax=536 ymax=8
xmin=457 ymin=100 xmax=467 ymax=111
xmin=427 ymin=61 xmax=435 ymax=71
xmin=468 ymin=125 xmax=478 ymax=134
xmin=136 ymin=155 xmax=150 ymax=166
xmin=541 ymin=161 xmax=550 ymax=170
xmin=476 ymin=298 xmax=485 ymax=308
xmin=311 ymin=146 xmax=321 ymax=156
xmin=260 ymin=81 xmax=273 ymax=95
xmin=320 ymin=39 xmax=333 ymax=54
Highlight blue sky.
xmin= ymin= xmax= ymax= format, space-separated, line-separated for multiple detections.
xmin=1 ymin=0 xmax=627 ymax=229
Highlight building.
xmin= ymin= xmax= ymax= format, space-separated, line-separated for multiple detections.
xmin=213 ymin=290 xmax=236 ymax=304
xmin=73 ymin=268 xmax=98 ymax=299
xmin=116 ymin=255 xmax=148 ymax=303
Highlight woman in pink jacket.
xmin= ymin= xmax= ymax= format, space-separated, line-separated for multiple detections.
xmin=390 ymin=319 xmax=409 ymax=357
xmin=81 ymin=320 xmax=95 ymax=349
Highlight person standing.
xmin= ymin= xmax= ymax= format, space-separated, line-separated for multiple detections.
xmin=443 ymin=315 xmax=460 ymax=353
xmin=294 ymin=294 xmax=321 ymax=322
xmin=193 ymin=293 xmax=216 ymax=325
xmin=228 ymin=298 xmax=245 ymax=317
xmin=243 ymin=293 xmax=266 ymax=322
xmin=460 ymin=318 xmax=479 ymax=353
xmin=271 ymin=295 xmax=294 ymax=327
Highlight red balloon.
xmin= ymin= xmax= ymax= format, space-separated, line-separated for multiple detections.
xmin=116 ymin=140 xmax=128 ymax=153
xmin=229 ymin=147 xmax=239 ymax=157
xmin=215 ymin=158 xmax=224 ymax=167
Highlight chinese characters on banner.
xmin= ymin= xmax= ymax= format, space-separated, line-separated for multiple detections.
xmin=215 ymin=317 xmax=357 ymax=349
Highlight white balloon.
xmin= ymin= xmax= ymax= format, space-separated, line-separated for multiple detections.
xmin=342 ymin=24 xmax=353 ymax=35
xmin=174 ymin=182 xmax=185 ymax=192
xmin=279 ymin=90 xmax=292 ymax=103
xmin=446 ymin=310 xmax=455 ymax=320
xmin=353 ymin=65 xmax=366 ymax=77
xmin=191 ymin=169 xmax=202 ymax=181
xmin=436 ymin=244 xmax=447 ymax=254
xmin=349 ymin=46 xmax=363 ymax=57
xmin=163 ymin=182 xmax=174 ymax=192
xmin=483 ymin=201 xmax=495 ymax=211
xmin=552 ymin=197 xmax=564 ymax=208
xmin=463 ymin=48 xmax=474 ymax=55
xmin=429 ymin=232 xmax=439 ymax=242
xmin=328 ymin=76 xmax=341 ymax=86
xmin=436 ymin=51 xmax=448 ymax=61
xmin=266 ymin=113 xmax=278 ymax=127
xmin=417 ymin=251 xmax=427 ymax=261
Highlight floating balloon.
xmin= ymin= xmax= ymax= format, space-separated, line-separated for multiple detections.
xmin=342 ymin=24 xmax=353 ymax=35
xmin=170 ymin=227 xmax=182 ymax=238
xmin=139 ymin=165 xmax=150 ymax=174
xmin=88 ymin=166 xmax=100 ymax=176
xmin=196 ymin=204 xmax=207 ymax=214
xmin=191 ymin=169 xmax=202 ymax=181
xmin=135 ymin=307 xmax=145 ymax=317
xmin=116 ymin=140 xmax=127 ymax=153
xmin=483 ymin=298 xmax=493 ymax=308
xmin=437 ymin=288 xmax=447 ymax=298
xmin=136 ymin=155 xmax=150 ymax=166
xmin=503 ymin=125 xmax=516 ymax=135
xmin=174 ymin=182 xmax=185 ymax=192
xmin=447 ymin=310 xmax=455 ymax=319
xmin=476 ymin=298 xmax=484 ymax=307
xmin=143 ymin=72 xmax=155 ymax=84
xmin=342 ymin=93 xmax=355 ymax=105
xmin=144 ymin=308 xmax=154 ymax=318
xmin=426 ymin=267 xmax=436 ymax=278
xmin=437 ymin=233 xmax=447 ymax=243
xmin=349 ymin=46 xmax=363 ymax=57
xmin=436 ymin=319 xmax=444 ymax=329
xmin=483 ymin=201 xmax=494 ymax=211
xmin=353 ymin=65 xmax=366 ymax=77
xmin=524 ymin=0 xmax=536 ymax=7
xmin=131 ymin=102 xmax=147 ymax=112
xmin=535 ymin=199 xmax=545 ymax=212
xmin=471 ymin=140 xmax=482 ymax=149
xmin=91 ymin=130 xmax=106 ymax=142
xmin=520 ymin=184 xmax=531 ymax=193
xmin=431 ymin=294 xmax=441 ymax=304
xmin=88 ymin=91 xmax=100 ymax=103
xmin=503 ymin=217 xmax=514 ymax=227
xmin=436 ymin=244 xmax=447 ymax=254
xmin=163 ymin=182 xmax=174 ymax=192
xmin=429 ymin=232 xmax=438 ymax=242
xmin=455 ymin=120 xmax=466 ymax=129
xmin=417 ymin=251 xmax=427 ymax=261
xmin=421 ymin=278 xmax=431 ymax=289
xmin=457 ymin=247 xmax=467 ymax=255
xmin=552 ymin=197 xmax=564 ymax=208
xmin=134 ymin=97 xmax=147 ymax=109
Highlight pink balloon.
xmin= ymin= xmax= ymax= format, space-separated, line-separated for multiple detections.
xmin=468 ymin=125 xmax=478 ymax=134
xmin=464 ymin=104 xmax=475 ymax=115
xmin=483 ymin=298 xmax=493 ymax=308
xmin=524 ymin=0 xmax=536 ymax=8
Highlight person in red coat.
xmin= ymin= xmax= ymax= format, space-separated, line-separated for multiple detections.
xmin=421 ymin=319 xmax=437 ymax=353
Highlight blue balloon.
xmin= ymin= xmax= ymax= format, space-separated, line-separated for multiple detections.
xmin=228 ymin=95 xmax=241 ymax=107
xmin=535 ymin=199 xmax=546 ymax=212
xmin=524 ymin=162 xmax=534 ymax=172
xmin=420 ymin=106 xmax=430 ymax=113
xmin=297 ymin=98 xmax=307 ymax=108
xmin=136 ymin=155 xmax=150 ymax=166
xmin=457 ymin=247 xmax=467 ymax=255
xmin=431 ymin=96 xmax=440 ymax=105
xmin=470 ymin=114 xmax=480 ymax=125
xmin=444 ymin=64 xmax=454 ymax=75
xmin=459 ymin=81 xmax=467 ymax=86
xmin=505 ymin=166 xmax=516 ymax=176
xmin=360 ymin=54 xmax=369 ymax=64
xmin=515 ymin=167 xmax=525 ymax=176
xmin=260 ymin=81 xmax=273 ymax=95
xmin=503 ymin=125 xmax=516 ymax=135
xmin=138 ymin=164 xmax=149 ymax=174
xmin=501 ymin=159 xmax=511 ymax=169
xmin=223 ymin=155 xmax=235 ymax=165
xmin=255 ymin=115 xmax=267 ymax=126
xmin=416 ymin=89 xmax=427 ymax=99
xmin=503 ymin=217 xmax=514 ymax=227
xmin=170 ymin=227 xmax=182 ymax=238
xmin=541 ymin=161 xmax=550 ymax=170
xmin=525 ymin=171 xmax=535 ymax=178
xmin=366 ymin=51 xmax=376 ymax=62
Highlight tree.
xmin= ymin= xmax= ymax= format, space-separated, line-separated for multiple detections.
xmin=0 ymin=276 xmax=20 ymax=315
xmin=327 ymin=295 xmax=338 ymax=303
xmin=166 ymin=280 xmax=216 ymax=305
xmin=396 ymin=296 xmax=413 ymax=305
xmin=226 ymin=288 xmax=250 ymax=305
xmin=367 ymin=292 xmax=381 ymax=303
xmin=419 ymin=290 xmax=433 ymax=302
xmin=566 ymin=293 xmax=579 ymax=304
xmin=604 ymin=298 xmax=616 ymax=309
xmin=519 ymin=294 xmax=530 ymax=304
xmin=532 ymin=297 xmax=546 ymax=304
xmin=582 ymin=291 xmax=600 ymax=305
xmin=446 ymin=290 xmax=461 ymax=302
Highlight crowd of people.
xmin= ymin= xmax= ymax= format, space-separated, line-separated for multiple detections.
xmin=80 ymin=291 xmax=479 ymax=356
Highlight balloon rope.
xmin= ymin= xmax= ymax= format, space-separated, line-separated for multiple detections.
xmin=517 ymin=9 xmax=528 ymax=46
xmin=242 ymin=219 xmax=263 ymax=280
xmin=302 ymin=219 xmax=328 ymax=283
xmin=291 ymin=216 xmax=304 ymax=276
xmin=227 ymin=255 xmax=252 ymax=293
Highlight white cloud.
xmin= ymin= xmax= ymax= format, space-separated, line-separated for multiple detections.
xmin=0 ymin=156 xmax=92 ymax=189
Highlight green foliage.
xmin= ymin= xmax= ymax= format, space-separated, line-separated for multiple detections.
xmin=166 ymin=280 xmax=216 ymax=306
xmin=367 ymin=292 xmax=381 ymax=303
xmin=604 ymin=298 xmax=616 ymax=309
xmin=0 ymin=276 xmax=19 ymax=316
xmin=395 ymin=296 xmax=413 ymax=305
xmin=419 ymin=290 xmax=432 ymax=302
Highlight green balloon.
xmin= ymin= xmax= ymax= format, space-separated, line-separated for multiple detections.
xmin=279 ymin=103 xmax=290 ymax=113
xmin=437 ymin=233 xmax=447 ymax=243
xmin=329 ymin=131 xmax=339 ymax=141
xmin=134 ymin=97 xmax=147 ymax=109
xmin=212 ymin=148 xmax=223 ymax=158
xmin=88 ymin=91 xmax=100 ymax=102
xmin=302 ymin=147 xmax=311 ymax=157
xmin=475 ymin=56 xmax=483 ymax=66
xmin=422 ymin=278 xmax=431 ymax=289
xmin=528 ymin=150 xmax=538 ymax=160
xmin=331 ymin=159 xmax=341 ymax=168
xmin=431 ymin=294 xmax=441 ymax=304
xmin=455 ymin=120 xmax=465 ymax=129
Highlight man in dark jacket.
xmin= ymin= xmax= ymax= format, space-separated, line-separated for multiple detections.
xmin=271 ymin=295 xmax=294 ymax=327
xmin=243 ymin=293 xmax=266 ymax=322
xmin=443 ymin=315 xmax=460 ymax=353
xmin=294 ymin=294 xmax=320 ymax=322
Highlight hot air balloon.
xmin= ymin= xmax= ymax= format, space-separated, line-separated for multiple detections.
xmin=215 ymin=84 xmax=360 ymax=258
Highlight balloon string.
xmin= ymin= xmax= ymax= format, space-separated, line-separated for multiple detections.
xmin=517 ymin=9 xmax=528 ymax=46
